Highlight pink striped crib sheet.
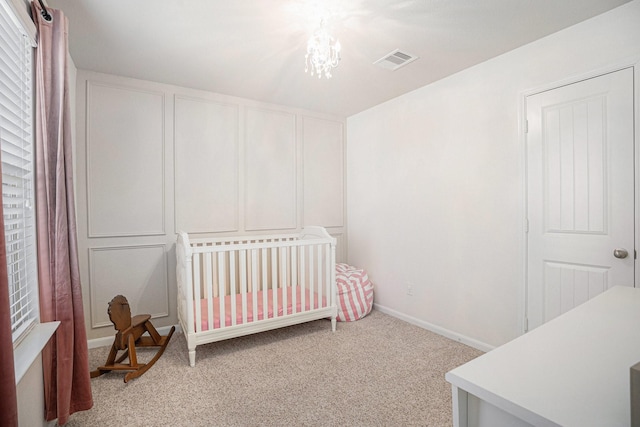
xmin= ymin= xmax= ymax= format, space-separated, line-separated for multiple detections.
xmin=195 ymin=286 xmax=327 ymax=331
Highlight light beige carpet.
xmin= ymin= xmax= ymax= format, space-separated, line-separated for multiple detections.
xmin=68 ymin=310 xmax=482 ymax=426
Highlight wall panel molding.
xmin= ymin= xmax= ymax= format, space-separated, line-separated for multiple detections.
xmin=303 ymin=116 xmax=345 ymax=228
xmin=244 ymin=107 xmax=298 ymax=231
xmin=174 ymin=95 xmax=240 ymax=233
xmin=86 ymin=81 xmax=166 ymax=238
xmin=89 ymin=244 xmax=169 ymax=328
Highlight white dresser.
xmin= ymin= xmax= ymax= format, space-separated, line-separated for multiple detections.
xmin=446 ymin=286 xmax=640 ymax=427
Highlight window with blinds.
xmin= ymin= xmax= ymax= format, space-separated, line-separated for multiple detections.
xmin=0 ymin=1 xmax=39 ymax=343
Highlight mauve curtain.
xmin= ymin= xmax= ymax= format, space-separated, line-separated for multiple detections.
xmin=0 ymin=164 xmax=17 ymax=425
xmin=31 ymin=2 xmax=93 ymax=424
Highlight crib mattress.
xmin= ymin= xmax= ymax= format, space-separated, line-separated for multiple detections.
xmin=196 ymin=286 xmax=327 ymax=331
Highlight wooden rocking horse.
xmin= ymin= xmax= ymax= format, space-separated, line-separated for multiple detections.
xmin=90 ymin=295 xmax=175 ymax=382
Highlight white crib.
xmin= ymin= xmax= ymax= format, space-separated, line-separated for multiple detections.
xmin=176 ymin=226 xmax=337 ymax=367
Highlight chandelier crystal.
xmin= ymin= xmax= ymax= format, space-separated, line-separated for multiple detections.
xmin=305 ymin=19 xmax=341 ymax=79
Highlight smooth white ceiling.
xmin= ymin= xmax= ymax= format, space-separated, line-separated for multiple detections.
xmin=48 ymin=0 xmax=631 ymax=117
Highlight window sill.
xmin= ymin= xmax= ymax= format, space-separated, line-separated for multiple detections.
xmin=14 ymin=321 xmax=60 ymax=384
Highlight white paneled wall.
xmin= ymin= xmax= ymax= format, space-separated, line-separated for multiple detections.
xmin=174 ymin=96 xmax=239 ymax=233
xmin=303 ymin=117 xmax=346 ymax=258
xmin=303 ymin=117 xmax=344 ymax=228
xmin=86 ymin=82 xmax=166 ymax=237
xmin=89 ymin=245 xmax=169 ymax=328
xmin=244 ymin=108 xmax=297 ymax=231
xmin=76 ymin=71 xmax=346 ymax=339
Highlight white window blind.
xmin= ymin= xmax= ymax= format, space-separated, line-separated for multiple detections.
xmin=0 ymin=0 xmax=39 ymax=343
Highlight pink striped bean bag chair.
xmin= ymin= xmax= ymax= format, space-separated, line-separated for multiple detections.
xmin=336 ymin=263 xmax=374 ymax=321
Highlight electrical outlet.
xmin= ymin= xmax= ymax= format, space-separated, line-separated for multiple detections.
xmin=406 ymin=282 xmax=413 ymax=296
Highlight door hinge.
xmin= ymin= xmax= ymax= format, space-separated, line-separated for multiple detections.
xmin=525 ymin=218 xmax=529 ymax=233
xmin=524 ymin=317 xmax=529 ymax=332
xmin=635 ymin=250 xmax=637 ymax=260
xmin=525 ymin=119 xmax=529 ymax=134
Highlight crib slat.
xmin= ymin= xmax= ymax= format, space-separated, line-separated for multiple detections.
xmin=309 ymin=245 xmax=314 ymax=310
xmin=317 ymin=244 xmax=323 ymax=308
xmin=325 ymin=243 xmax=330 ymax=308
xmin=271 ymin=247 xmax=278 ymax=318
xmin=291 ymin=245 xmax=297 ymax=314
xmin=217 ymin=252 xmax=225 ymax=328
xmin=240 ymin=249 xmax=248 ymax=324
xmin=204 ymin=253 xmax=212 ymax=300
xmin=230 ymin=251 xmax=236 ymax=326
xmin=249 ymin=249 xmax=257 ymax=322
xmin=261 ymin=248 xmax=268 ymax=320
xmin=281 ymin=246 xmax=287 ymax=315
xmin=300 ymin=246 xmax=306 ymax=312
xmin=206 ymin=253 xmax=214 ymax=329
xmin=193 ymin=255 xmax=202 ymax=333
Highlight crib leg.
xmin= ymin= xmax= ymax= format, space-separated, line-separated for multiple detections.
xmin=189 ymin=350 xmax=196 ymax=367
xmin=331 ymin=317 xmax=337 ymax=332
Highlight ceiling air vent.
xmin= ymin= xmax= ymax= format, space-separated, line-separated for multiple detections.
xmin=374 ymin=49 xmax=419 ymax=71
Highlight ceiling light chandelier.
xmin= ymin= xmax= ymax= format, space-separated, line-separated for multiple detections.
xmin=305 ymin=19 xmax=341 ymax=79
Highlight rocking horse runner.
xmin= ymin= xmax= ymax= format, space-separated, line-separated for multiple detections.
xmin=91 ymin=295 xmax=175 ymax=382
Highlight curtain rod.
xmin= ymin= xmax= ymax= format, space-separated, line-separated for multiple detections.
xmin=37 ymin=0 xmax=52 ymax=22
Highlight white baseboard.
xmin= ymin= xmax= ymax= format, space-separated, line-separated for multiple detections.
xmin=373 ymin=303 xmax=494 ymax=353
xmin=87 ymin=324 xmax=182 ymax=349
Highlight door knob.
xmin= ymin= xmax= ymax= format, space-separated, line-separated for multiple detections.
xmin=613 ymin=248 xmax=629 ymax=259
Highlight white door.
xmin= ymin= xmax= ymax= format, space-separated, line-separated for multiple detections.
xmin=526 ymin=67 xmax=634 ymax=331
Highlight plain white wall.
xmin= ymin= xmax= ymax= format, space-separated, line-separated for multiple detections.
xmin=347 ymin=0 xmax=640 ymax=349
